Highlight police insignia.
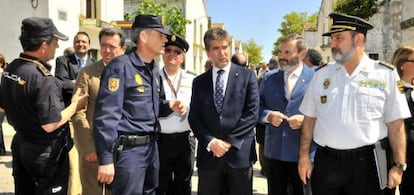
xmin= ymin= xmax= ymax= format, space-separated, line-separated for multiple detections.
xmin=108 ymin=78 xmax=119 ymax=92
xmin=137 ymin=86 xmax=145 ymax=93
xmin=135 ymin=74 xmax=143 ymax=85
xmin=321 ymin=96 xmax=327 ymax=104
xmin=397 ymin=80 xmax=404 ymax=93
xmin=171 ymin=35 xmax=176 ymax=42
xmin=323 ymin=79 xmax=330 ymax=89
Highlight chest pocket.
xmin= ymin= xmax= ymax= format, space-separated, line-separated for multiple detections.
xmin=356 ymin=87 xmax=385 ymax=119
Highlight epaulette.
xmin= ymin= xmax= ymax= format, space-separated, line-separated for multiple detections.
xmin=315 ymin=63 xmax=327 ymax=71
xmin=379 ymin=61 xmax=395 ymax=70
xmin=185 ymin=70 xmax=197 ymax=76
xmin=18 ymin=57 xmax=52 ymax=76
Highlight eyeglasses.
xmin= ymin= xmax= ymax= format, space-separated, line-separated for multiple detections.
xmin=165 ymin=48 xmax=183 ymax=56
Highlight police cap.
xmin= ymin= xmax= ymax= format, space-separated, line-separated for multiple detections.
xmin=322 ymin=13 xmax=373 ymax=36
xmin=132 ymin=14 xmax=171 ymax=35
xmin=21 ymin=17 xmax=68 ymax=41
xmin=166 ymin=35 xmax=189 ymax=53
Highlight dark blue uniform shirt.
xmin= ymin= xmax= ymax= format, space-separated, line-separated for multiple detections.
xmin=0 ymin=53 xmax=65 ymax=141
xmin=94 ymin=52 xmax=172 ymax=164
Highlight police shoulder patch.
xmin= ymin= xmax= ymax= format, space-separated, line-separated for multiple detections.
xmin=108 ymin=78 xmax=119 ymax=92
xmin=315 ymin=63 xmax=327 ymax=71
xmin=379 ymin=61 xmax=395 ymax=70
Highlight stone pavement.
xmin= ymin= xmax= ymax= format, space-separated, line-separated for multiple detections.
xmin=0 ymin=122 xmax=268 ymax=195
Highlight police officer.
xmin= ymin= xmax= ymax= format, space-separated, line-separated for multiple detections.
xmin=298 ymin=13 xmax=410 ymax=195
xmin=0 ymin=17 xmax=87 ymax=195
xmin=93 ymin=15 xmax=186 ymax=195
xmin=157 ymin=35 xmax=195 ymax=195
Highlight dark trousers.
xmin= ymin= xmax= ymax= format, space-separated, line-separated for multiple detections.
xmin=311 ymin=146 xmax=384 ymax=195
xmin=156 ymin=132 xmax=195 ymax=195
xmin=12 ymin=134 xmax=70 ymax=195
xmin=266 ymin=157 xmax=307 ymax=195
xmin=197 ymin=158 xmax=253 ymax=195
xmin=0 ymin=112 xmax=6 ymax=153
xmin=399 ymin=130 xmax=414 ymax=195
xmin=113 ymin=141 xmax=159 ymax=195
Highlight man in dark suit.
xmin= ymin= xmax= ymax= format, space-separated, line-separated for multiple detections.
xmin=189 ymin=28 xmax=259 ymax=195
xmin=55 ymin=31 xmax=96 ymax=195
xmin=55 ymin=31 xmax=96 ymax=107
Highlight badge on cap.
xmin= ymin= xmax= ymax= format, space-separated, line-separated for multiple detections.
xmin=321 ymin=95 xmax=327 ymax=104
xmin=397 ymin=80 xmax=404 ymax=93
xmin=323 ymin=79 xmax=330 ymax=89
xmin=108 ymin=78 xmax=119 ymax=92
xmin=171 ymin=35 xmax=176 ymax=42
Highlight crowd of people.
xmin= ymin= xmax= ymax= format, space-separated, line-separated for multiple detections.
xmin=0 ymin=11 xmax=413 ymax=195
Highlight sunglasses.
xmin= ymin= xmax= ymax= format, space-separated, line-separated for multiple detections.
xmin=165 ymin=48 xmax=183 ymax=55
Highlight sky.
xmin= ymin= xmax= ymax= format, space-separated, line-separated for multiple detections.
xmin=206 ymin=0 xmax=322 ymax=61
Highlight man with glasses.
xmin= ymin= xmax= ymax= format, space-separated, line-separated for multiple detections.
xmin=93 ymin=15 xmax=186 ymax=194
xmin=157 ymin=35 xmax=195 ymax=195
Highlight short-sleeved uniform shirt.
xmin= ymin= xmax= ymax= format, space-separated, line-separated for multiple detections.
xmin=93 ymin=52 xmax=171 ymax=165
xmin=299 ymin=54 xmax=411 ymax=149
xmin=0 ymin=53 xmax=64 ymax=140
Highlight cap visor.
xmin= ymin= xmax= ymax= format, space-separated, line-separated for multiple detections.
xmin=54 ymin=32 xmax=69 ymax=41
xmin=155 ymin=28 xmax=171 ymax=36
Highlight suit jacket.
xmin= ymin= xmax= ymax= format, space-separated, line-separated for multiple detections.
xmin=72 ymin=60 xmax=104 ymax=157
xmin=55 ymin=53 xmax=96 ymax=106
xmin=259 ymin=64 xmax=316 ymax=162
xmin=189 ymin=63 xmax=259 ymax=169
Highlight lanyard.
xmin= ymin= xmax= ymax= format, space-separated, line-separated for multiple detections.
xmin=163 ymin=68 xmax=182 ymax=99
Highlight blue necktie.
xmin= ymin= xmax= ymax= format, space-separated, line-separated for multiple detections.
xmin=78 ymin=59 xmax=85 ymax=67
xmin=215 ymin=70 xmax=224 ymax=113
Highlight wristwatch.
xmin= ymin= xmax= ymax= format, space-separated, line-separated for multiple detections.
xmin=393 ymin=162 xmax=407 ymax=171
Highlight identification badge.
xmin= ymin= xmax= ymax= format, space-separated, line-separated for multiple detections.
xmin=321 ymin=95 xmax=327 ymax=104
xmin=323 ymin=79 xmax=330 ymax=89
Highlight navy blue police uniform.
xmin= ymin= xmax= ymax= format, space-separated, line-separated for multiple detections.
xmin=93 ymin=50 xmax=173 ymax=194
xmin=0 ymin=53 xmax=72 ymax=194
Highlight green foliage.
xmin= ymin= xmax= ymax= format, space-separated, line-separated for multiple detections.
xmin=272 ymin=12 xmax=317 ymax=54
xmin=124 ymin=0 xmax=191 ymax=37
xmin=334 ymin=0 xmax=386 ymax=20
xmin=243 ymin=39 xmax=263 ymax=65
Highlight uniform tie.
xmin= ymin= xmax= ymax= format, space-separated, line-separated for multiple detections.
xmin=215 ymin=70 xmax=224 ymax=113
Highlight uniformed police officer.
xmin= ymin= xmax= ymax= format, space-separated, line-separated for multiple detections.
xmin=93 ymin=15 xmax=186 ymax=195
xmin=157 ymin=35 xmax=195 ymax=195
xmin=0 ymin=17 xmax=88 ymax=195
xmin=298 ymin=13 xmax=410 ymax=195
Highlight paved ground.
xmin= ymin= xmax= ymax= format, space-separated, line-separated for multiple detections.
xmin=0 ymin=122 xmax=268 ymax=194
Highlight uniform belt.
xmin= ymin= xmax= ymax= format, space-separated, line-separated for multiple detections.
xmin=317 ymin=144 xmax=374 ymax=159
xmin=119 ymin=134 xmax=157 ymax=146
xmin=159 ymin=131 xmax=190 ymax=142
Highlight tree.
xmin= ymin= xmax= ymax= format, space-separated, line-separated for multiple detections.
xmin=272 ymin=12 xmax=317 ymax=55
xmin=334 ymin=0 xmax=386 ymax=20
xmin=124 ymin=0 xmax=191 ymax=37
xmin=243 ymin=39 xmax=263 ymax=66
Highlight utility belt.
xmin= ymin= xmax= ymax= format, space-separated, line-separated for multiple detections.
xmin=317 ymin=143 xmax=374 ymax=160
xmin=117 ymin=133 xmax=158 ymax=147
xmin=158 ymin=131 xmax=190 ymax=142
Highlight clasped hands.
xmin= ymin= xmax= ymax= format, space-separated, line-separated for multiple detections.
xmin=210 ymin=138 xmax=231 ymax=158
xmin=267 ymin=111 xmax=304 ymax=129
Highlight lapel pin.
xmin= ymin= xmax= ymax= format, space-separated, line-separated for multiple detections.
xmin=235 ymin=73 xmax=239 ymax=77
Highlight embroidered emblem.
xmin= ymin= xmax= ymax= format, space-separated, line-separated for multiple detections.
xmin=108 ymin=78 xmax=119 ymax=92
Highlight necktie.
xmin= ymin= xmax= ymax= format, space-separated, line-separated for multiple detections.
xmin=215 ymin=70 xmax=224 ymax=113
xmin=286 ymin=73 xmax=294 ymax=99
xmin=78 ymin=59 xmax=85 ymax=67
